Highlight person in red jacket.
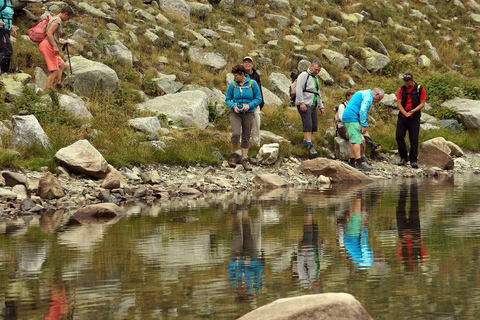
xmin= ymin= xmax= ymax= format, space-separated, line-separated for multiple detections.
xmin=396 ymin=73 xmax=427 ymax=169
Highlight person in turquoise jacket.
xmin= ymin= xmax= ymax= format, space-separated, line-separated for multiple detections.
xmin=0 ymin=0 xmax=16 ymax=73
xmin=342 ymin=88 xmax=384 ymax=171
xmin=225 ymin=64 xmax=262 ymax=171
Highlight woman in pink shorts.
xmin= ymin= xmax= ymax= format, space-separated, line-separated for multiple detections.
xmin=38 ymin=6 xmax=74 ymax=90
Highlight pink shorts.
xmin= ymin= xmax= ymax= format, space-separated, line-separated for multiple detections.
xmin=38 ymin=39 xmax=64 ymax=72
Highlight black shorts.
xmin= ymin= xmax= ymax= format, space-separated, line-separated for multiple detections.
xmin=297 ymin=104 xmax=318 ymax=132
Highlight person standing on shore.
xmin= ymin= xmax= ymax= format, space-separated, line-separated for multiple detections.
xmin=341 ymin=88 xmax=384 ymax=171
xmin=0 ymin=0 xmax=16 ymax=74
xmin=225 ymin=64 xmax=262 ymax=171
xmin=396 ymin=73 xmax=426 ymax=169
xmin=242 ymin=56 xmax=264 ymax=147
xmin=295 ymin=60 xmax=326 ymax=158
xmin=38 ymin=6 xmax=74 ymax=90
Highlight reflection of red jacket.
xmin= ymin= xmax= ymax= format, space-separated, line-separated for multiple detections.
xmin=44 ymin=285 xmax=67 ymax=320
xmin=397 ymin=231 xmax=427 ymax=264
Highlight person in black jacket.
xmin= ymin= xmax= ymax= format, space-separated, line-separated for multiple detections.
xmin=396 ymin=73 xmax=426 ymax=169
xmin=243 ymin=56 xmax=264 ymax=146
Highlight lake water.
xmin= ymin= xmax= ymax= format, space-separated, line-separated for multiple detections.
xmin=2 ymin=174 xmax=480 ymax=319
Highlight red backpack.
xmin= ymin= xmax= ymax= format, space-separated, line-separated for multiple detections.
xmin=28 ymin=16 xmax=50 ymax=43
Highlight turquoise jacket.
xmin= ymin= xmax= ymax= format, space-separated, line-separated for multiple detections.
xmin=341 ymin=89 xmax=374 ymax=128
xmin=225 ymin=74 xmax=262 ymax=113
xmin=0 ymin=0 xmax=13 ymax=30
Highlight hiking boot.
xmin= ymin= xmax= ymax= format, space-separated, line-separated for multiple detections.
xmin=355 ymin=162 xmax=373 ymax=171
xmin=307 ymin=145 xmax=319 ymax=158
xmin=397 ymin=158 xmax=408 ymax=166
xmin=228 ymin=152 xmax=241 ymax=168
xmin=348 ymin=159 xmax=356 ymax=167
xmin=240 ymin=158 xmax=252 ymax=171
xmin=411 ymin=161 xmax=419 ymax=169
xmin=55 ymin=83 xmax=62 ymax=90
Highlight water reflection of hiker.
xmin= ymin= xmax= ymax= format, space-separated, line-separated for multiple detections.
xmin=0 ymin=0 xmax=16 ymax=73
xmin=340 ymin=193 xmax=374 ymax=270
xmin=228 ymin=202 xmax=264 ymax=302
xmin=396 ymin=183 xmax=426 ymax=273
xmin=292 ymin=208 xmax=325 ymax=293
xmin=38 ymin=6 xmax=74 ymax=90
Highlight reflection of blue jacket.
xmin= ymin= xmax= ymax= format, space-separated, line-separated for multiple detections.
xmin=0 ymin=0 xmax=13 ymax=30
xmin=228 ymin=256 xmax=264 ymax=295
xmin=341 ymin=90 xmax=374 ymax=128
xmin=225 ymin=74 xmax=262 ymax=112
xmin=343 ymin=212 xmax=373 ymax=269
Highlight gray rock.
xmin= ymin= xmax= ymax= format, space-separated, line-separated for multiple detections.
xmin=268 ymin=0 xmax=290 ymax=10
xmin=397 ymin=44 xmax=420 ymax=55
xmin=78 ymin=2 xmax=115 ymax=22
xmin=364 ymin=35 xmax=389 ymax=56
xmin=54 ymin=140 xmax=109 ymax=179
xmin=0 ymin=73 xmax=31 ymax=101
xmin=188 ymin=47 xmax=227 ymax=71
xmin=188 ymin=2 xmax=212 ymax=19
xmin=2 ymin=171 xmax=28 ymax=188
xmin=418 ymin=139 xmax=454 ymax=170
xmin=152 ymin=77 xmax=183 ymax=94
xmin=134 ymin=9 xmax=156 ymax=22
xmin=105 ymin=40 xmax=133 ymax=65
xmin=157 ymin=0 xmax=190 ymax=20
xmin=284 ymin=35 xmax=304 ymax=46
xmin=264 ymin=14 xmax=291 ymax=29
xmin=318 ymin=68 xmax=334 ymax=85
xmin=359 ymin=48 xmax=391 ymax=72
xmin=322 ymin=49 xmax=349 ymax=69
xmin=137 ymin=90 xmax=209 ymax=129
xmin=67 ymin=56 xmax=119 ymax=97
xmin=351 ymin=61 xmax=369 ymax=78
xmin=439 ymin=119 xmax=461 ymax=132
xmin=268 ymin=72 xmax=291 ymax=102
xmin=0 ymin=188 xmax=17 ymax=200
xmin=11 ymin=115 xmax=50 ymax=149
xmin=56 ymin=93 xmax=93 ymax=121
xmin=199 ymin=28 xmax=221 ymax=39
xmin=37 ymin=172 xmax=64 ymax=200
xmin=34 ymin=67 xmax=47 ymax=90
xmin=262 ymin=87 xmax=283 ymax=107
xmin=239 ymin=293 xmax=373 ymax=320
xmin=252 ymin=173 xmax=288 ymax=188
xmin=446 ymin=141 xmax=464 ymax=157
xmin=13 ymin=184 xmax=28 ymax=200
xmin=299 ymin=158 xmax=373 ymax=183
xmin=260 ymin=130 xmax=290 ymax=143
xmin=128 ymin=117 xmax=161 ymax=133
xmin=441 ymin=98 xmax=480 ymax=130
xmin=334 ymin=137 xmax=351 ymax=161
xmin=418 ymin=55 xmax=431 ymax=67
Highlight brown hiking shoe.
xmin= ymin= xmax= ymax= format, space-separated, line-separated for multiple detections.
xmin=228 ymin=152 xmax=241 ymax=168
xmin=240 ymin=158 xmax=252 ymax=171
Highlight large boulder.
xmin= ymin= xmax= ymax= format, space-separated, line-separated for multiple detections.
xmin=1 ymin=171 xmax=28 ymax=188
xmin=101 ymin=165 xmax=128 ymax=189
xmin=188 ymin=47 xmax=227 ymax=71
xmin=262 ymin=87 xmax=283 ymax=107
xmin=136 ymin=90 xmax=209 ymax=129
xmin=418 ymin=139 xmax=454 ymax=170
xmin=157 ymin=0 xmax=190 ymax=20
xmin=56 ymin=93 xmax=93 ymax=121
xmin=54 ymin=140 xmax=109 ymax=178
xmin=188 ymin=2 xmax=212 ymax=19
xmin=37 ymin=172 xmax=65 ymax=200
xmin=11 ymin=115 xmax=50 ymax=149
xmin=0 ymin=73 xmax=31 ymax=101
xmin=12 ymin=0 xmax=42 ymax=10
xmin=441 ymin=98 xmax=480 ymax=130
xmin=239 ymin=293 xmax=373 ymax=320
xmin=67 ymin=56 xmax=119 ymax=97
xmin=298 ymin=158 xmax=374 ymax=183
xmin=268 ymin=72 xmax=291 ymax=102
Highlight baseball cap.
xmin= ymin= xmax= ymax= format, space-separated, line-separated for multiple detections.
xmin=243 ymin=56 xmax=253 ymax=62
xmin=403 ymin=73 xmax=413 ymax=81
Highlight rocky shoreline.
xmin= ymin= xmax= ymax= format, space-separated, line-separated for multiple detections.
xmin=1 ymin=149 xmax=479 ymax=220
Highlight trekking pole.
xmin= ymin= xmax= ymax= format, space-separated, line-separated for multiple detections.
xmin=62 ymin=43 xmax=72 ymax=75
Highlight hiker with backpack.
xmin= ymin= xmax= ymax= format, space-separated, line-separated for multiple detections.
xmin=225 ymin=64 xmax=262 ymax=171
xmin=294 ymin=60 xmax=326 ymax=158
xmin=396 ymin=73 xmax=426 ymax=169
xmin=38 ymin=6 xmax=74 ymax=90
xmin=242 ymin=56 xmax=264 ymax=147
xmin=0 ymin=0 xmax=16 ymax=74
xmin=342 ymin=88 xmax=384 ymax=171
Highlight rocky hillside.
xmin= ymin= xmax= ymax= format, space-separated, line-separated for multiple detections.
xmin=1 ymin=0 xmax=480 ymax=167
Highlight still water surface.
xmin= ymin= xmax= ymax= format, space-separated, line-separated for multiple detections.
xmin=2 ymin=175 xmax=480 ymax=319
